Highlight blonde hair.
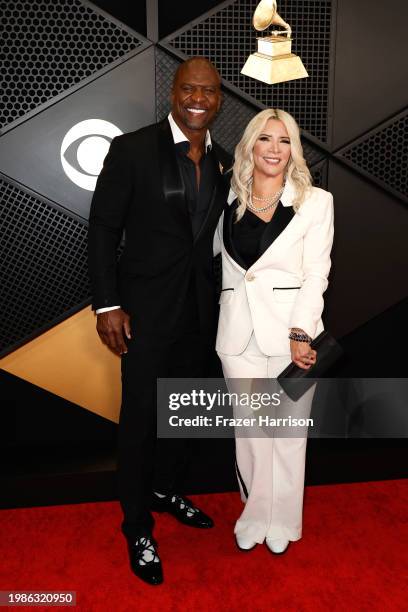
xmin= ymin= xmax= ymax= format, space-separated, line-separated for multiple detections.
xmin=231 ymin=108 xmax=312 ymax=221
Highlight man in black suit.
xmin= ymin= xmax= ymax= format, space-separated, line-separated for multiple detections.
xmin=88 ymin=57 xmax=230 ymax=585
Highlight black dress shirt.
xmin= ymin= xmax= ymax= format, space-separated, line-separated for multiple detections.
xmin=174 ymin=140 xmax=217 ymax=238
xmin=173 ymin=141 xmax=218 ymax=332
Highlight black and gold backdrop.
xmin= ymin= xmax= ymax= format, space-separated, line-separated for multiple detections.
xmin=1 ymin=0 xmax=407 ymax=507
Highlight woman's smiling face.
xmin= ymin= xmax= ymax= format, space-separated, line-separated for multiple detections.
xmin=252 ymin=118 xmax=291 ymax=179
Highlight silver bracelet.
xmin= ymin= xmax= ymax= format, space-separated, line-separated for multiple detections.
xmin=289 ymin=330 xmax=312 ymax=343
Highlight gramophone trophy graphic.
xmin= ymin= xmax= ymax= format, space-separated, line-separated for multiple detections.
xmin=241 ymin=0 xmax=308 ymax=84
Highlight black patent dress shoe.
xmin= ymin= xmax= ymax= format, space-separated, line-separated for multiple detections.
xmin=127 ymin=536 xmax=163 ymax=585
xmin=151 ymin=493 xmax=214 ymax=528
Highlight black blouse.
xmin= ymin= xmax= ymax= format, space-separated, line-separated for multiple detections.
xmin=232 ymin=201 xmax=293 ymax=269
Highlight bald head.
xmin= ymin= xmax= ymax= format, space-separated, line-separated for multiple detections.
xmin=172 ymin=57 xmax=221 ymax=89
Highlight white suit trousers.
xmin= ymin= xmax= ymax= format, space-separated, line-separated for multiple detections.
xmin=218 ymin=333 xmax=314 ymax=543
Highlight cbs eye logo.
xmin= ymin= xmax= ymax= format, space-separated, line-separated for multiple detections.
xmin=60 ymin=119 xmax=123 ymax=191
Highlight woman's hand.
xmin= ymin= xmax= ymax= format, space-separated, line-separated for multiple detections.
xmin=290 ymin=339 xmax=317 ymax=370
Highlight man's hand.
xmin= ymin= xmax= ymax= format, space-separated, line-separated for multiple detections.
xmin=290 ymin=340 xmax=317 ymax=370
xmin=96 ymin=308 xmax=131 ymax=355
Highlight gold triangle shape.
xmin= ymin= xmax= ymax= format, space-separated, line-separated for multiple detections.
xmin=0 ymin=306 xmax=121 ymax=423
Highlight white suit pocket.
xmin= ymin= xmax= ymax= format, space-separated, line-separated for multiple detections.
xmin=273 ymin=287 xmax=300 ymax=303
xmin=219 ymin=288 xmax=234 ymax=304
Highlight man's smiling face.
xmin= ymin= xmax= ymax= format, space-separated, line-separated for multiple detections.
xmin=171 ymin=60 xmax=222 ymax=133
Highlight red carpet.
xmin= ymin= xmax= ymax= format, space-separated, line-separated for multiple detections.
xmin=0 ymin=480 xmax=407 ymax=611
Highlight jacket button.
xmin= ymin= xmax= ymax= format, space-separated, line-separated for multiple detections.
xmin=246 ymin=272 xmax=255 ymax=282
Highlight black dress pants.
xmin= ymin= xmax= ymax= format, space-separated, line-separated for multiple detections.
xmin=118 ymin=328 xmax=212 ymax=541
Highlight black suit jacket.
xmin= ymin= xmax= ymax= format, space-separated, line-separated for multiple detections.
xmin=88 ymin=118 xmax=231 ymax=338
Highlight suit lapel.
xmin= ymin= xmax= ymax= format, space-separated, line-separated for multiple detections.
xmin=194 ymin=142 xmax=231 ymax=243
xmin=223 ymin=199 xmax=248 ymax=270
xmin=157 ymin=119 xmax=191 ymax=235
xmin=258 ymin=201 xmax=295 ymax=258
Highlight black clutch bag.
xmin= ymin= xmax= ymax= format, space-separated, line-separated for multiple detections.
xmin=277 ymin=331 xmax=344 ymax=401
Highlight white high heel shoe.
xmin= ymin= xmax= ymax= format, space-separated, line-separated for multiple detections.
xmin=235 ymin=534 xmax=257 ymax=551
xmin=265 ymin=538 xmax=290 ymax=554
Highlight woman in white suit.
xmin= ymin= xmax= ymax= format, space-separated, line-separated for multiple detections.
xmin=215 ymin=108 xmax=334 ymax=554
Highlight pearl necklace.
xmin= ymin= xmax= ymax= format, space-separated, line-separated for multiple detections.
xmin=247 ymin=185 xmax=284 ymax=213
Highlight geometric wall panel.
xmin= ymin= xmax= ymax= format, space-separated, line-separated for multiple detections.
xmin=310 ymin=159 xmax=328 ymax=189
xmin=0 ymin=177 xmax=90 ymax=355
xmin=331 ymin=0 xmax=408 ymax=149
xmin=336 ymin=110 xmax=408 ymax=204
xmin=0 ymin=306 xmax=120 ymax=422
xmin=156 ymin=46 xmax=327 ymax=166
xmin=302 ymin=143 xmax=326 ymax=171
xmin=324 ymin=160 xmax=408 ymax=338
xmin=0 ymin=47 xmax=156 ymax=220
xmin=155 ymin=47 xmax=180 ymax=122
xmin=164 ymin=0 xmax=334 ymax=144
xmin=0 ymin=0 xmax=145 ymax=130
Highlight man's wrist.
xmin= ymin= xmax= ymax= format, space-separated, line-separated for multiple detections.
xmin=95 ymin=305 xmax=121 ymax=314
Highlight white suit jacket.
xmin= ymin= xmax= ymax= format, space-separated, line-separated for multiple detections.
xmin=214 ymin=180 xmax=334 ymax=356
